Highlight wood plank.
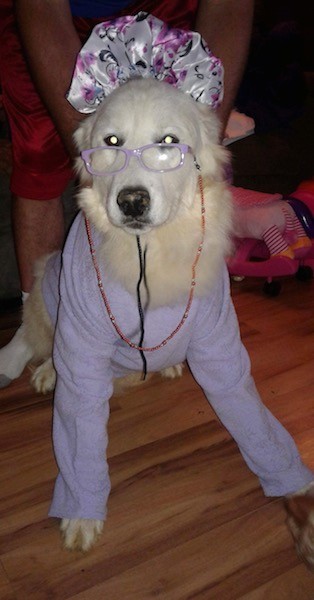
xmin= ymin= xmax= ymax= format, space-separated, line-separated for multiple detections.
xmin=0 ymin=275 xmax=313 ymax=598
xmin=0 ymin=562 xmax=15 ymax=600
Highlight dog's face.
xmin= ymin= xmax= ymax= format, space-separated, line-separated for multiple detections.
xmin=75 ymin=78 xmax=223 ymax=235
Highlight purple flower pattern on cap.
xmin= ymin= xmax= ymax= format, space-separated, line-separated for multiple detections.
xmin=67 ymin=12 xmax=224 ymax=113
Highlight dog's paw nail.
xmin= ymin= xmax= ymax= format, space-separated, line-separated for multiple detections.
xmin=60 ymin=518 xmax=104 ymax=552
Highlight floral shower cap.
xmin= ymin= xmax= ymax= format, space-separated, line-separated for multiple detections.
xmin=67 ymin=11 xmax=224 ymax=113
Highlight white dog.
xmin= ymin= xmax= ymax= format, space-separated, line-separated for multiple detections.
xmin=4 ymin=78 xmax=314 ymax=558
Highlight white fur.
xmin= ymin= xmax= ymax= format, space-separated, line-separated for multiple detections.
xmin=18 ymin=78 xmax=234 ymax=551
xmin=60 ymin=518 xmax=104 ymax=552
xmin=74 ymin=79 xmax=232 ymax=307
xmin=31 ymin=358 xmax=56 ymax=394
xmin=285 ymin=482 xmax=314 ymax=569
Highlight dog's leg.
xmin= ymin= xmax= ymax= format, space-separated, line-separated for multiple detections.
xmin=22 ymin=255 xmax=55 ymax=392
xmin=0 ymin=255 xmax=54 ymax=389
xmin=113 ymin=364 xmax=183 ymax=395
xmin=285 ymin=482 xmax=314 ymax=570
xmin=60 ymin=518 xmax=104 ymax=552
xmin=0 ymin=323 xmax=33 ymax=388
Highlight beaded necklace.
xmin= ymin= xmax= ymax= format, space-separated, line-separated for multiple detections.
xmin=85 ymin=174 xmax=205 ymax=352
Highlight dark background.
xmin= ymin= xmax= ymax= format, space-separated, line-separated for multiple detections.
xmin=1 ymin=0 xmax=314 ymax=305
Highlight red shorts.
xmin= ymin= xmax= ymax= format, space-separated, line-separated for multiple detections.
xmin=0 ymin=0 xmax=198 ymax=200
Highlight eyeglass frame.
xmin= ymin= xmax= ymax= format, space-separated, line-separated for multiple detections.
xmin=80 ymin=142 xmax=194 ymax=176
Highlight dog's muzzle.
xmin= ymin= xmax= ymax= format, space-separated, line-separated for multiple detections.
xmin=117 ymin=187 xmax=150 ymax=220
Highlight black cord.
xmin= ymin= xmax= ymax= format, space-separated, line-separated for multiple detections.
xmin=136 ymin=235 xmax=147 ymax=380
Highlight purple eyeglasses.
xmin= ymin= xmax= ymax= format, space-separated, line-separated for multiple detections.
xmin=81 ymin=143 xmax=193 ymax=176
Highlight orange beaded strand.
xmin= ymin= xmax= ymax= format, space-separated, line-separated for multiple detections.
xmin=85 ymin=174 xmax=206 ymax=352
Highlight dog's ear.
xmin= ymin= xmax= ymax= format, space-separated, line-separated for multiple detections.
xmin=73 ymin=116 xmax=95 ymax=185
xmin=196 ymin=105 xmax=230 ymax=181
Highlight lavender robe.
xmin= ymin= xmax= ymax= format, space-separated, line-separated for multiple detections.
xmin=43 ymin=213 xmax=313 ymax=520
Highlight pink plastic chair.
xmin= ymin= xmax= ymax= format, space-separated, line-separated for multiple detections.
xmin=227 ymin=180 xmax=314 ymax=296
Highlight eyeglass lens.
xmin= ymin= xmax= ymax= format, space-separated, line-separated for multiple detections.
xmin=86 ymin=145 xmax=184 ymax=174
xmin=89 ymin=147 xmax=126 ymax=174
xmin=141 ymin=145 xmax=182 ymax=170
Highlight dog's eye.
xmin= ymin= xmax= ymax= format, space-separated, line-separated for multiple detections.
xmin=104 ymin=135 xmax=121 ymax=146
xmin=160 ymin=134 xmax=179 ymax=144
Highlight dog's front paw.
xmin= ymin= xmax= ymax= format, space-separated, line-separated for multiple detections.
xmin=31 ymin=358 xmax=56 ymax=393
xmin=60 ymin=518 xmax=104 ymax=552
xmin=161 ymin=363 xmax=184 ymax=379
xmin=285 ymin=483 xmax=314 ymax=570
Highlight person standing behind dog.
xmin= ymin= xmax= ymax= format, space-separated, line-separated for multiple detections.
xmin=0 ymin=0 xmax=254 ymax=387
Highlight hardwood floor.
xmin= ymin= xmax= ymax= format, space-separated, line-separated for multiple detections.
xmin=0 ymin=274 xmax=313 ymax=599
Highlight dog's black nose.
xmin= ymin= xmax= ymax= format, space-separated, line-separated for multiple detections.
xmin=117 ymin=187 xmax=150 ymax=218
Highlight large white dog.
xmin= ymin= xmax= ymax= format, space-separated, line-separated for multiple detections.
xmin=5 ymin=78 xmax=314 ymax=561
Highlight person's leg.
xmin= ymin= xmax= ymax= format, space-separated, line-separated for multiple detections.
xmin=262 ymin=224 xmax=294 ymax=259
xmin=1 ymin=1 xmax=72 ymax=294
xmin=12 ymin=196 xmax=65 ymax=293
xmin=0 ymin=3 xmax=72 ymax=386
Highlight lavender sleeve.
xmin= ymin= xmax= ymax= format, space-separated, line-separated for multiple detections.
xmin=48 ymin=252 xmax=116 ymax=520
xmin=187 ymin=268 xmax=313 ymax=496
